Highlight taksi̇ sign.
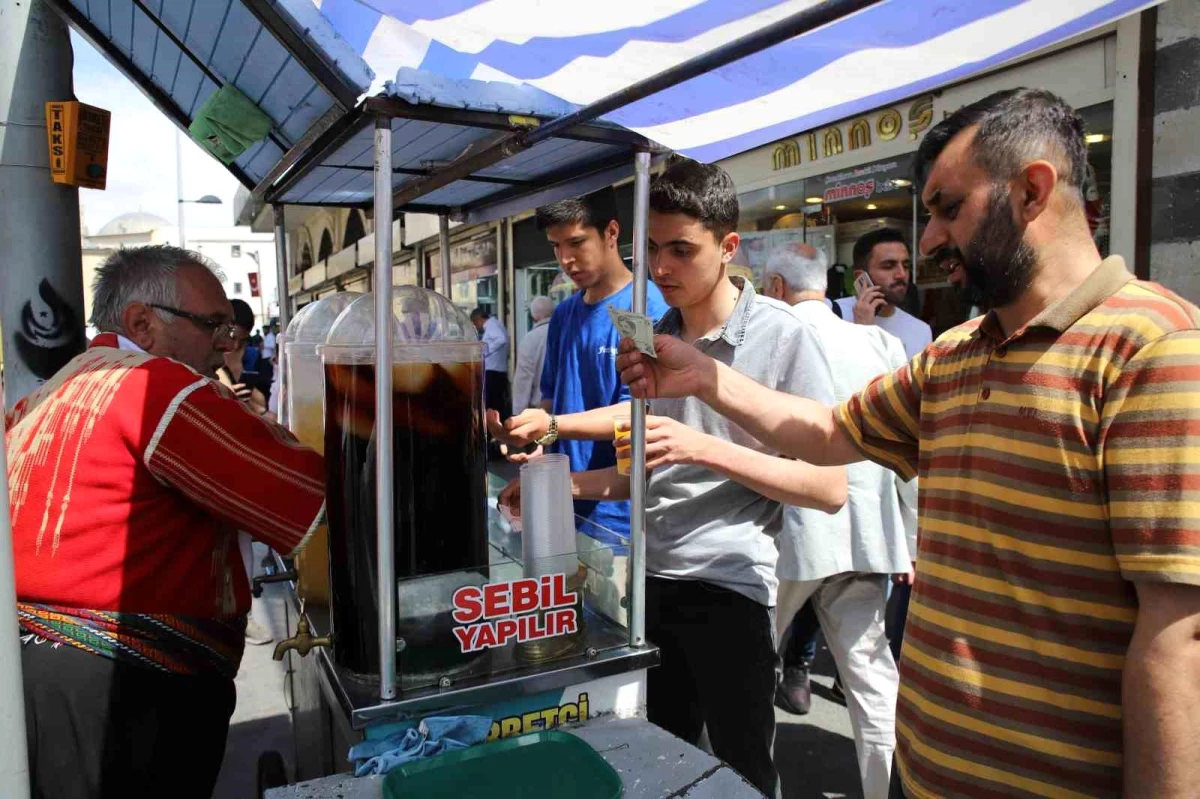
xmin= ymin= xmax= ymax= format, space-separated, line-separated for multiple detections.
xmin=45 ymin=101 xmax=110 ymax=190
xmin=451 ymin=573 xmax=579 ymax=653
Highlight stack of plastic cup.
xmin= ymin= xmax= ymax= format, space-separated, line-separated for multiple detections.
xmin=516 ymin=453 xmax=584 ymax=662
xmin=518 ymin=454 xmax=576 ymax=578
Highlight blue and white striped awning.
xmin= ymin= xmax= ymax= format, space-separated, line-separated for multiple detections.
xmin=316 ymin=0 xmax=1159 ymax=164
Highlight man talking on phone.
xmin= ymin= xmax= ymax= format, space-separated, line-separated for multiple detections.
xmin=836 ymin=229 xmax=931 ymax=359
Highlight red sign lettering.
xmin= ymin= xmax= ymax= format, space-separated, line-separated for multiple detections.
xmin=451 ymin=574 xmax=580 ymax=653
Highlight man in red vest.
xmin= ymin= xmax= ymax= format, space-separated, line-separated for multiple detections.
xmin=7 ymin=245 xmax=326 ymax=799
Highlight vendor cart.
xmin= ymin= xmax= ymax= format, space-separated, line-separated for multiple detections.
xmin=237 ymin=5 xmax=891 ymax=794
xmin=0 ymin=0 xmax=1157 ymax=796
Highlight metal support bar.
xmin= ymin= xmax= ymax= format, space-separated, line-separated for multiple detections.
xmin=362 ymin=96 xmax=659 ymax=149
xmin=273 ymin=204 xmax=291 ymax=428
xmin=0 ymin=375 xmax=29 ymax=797
xmin=438 ymin=215 xmax=452 ymax=299
xmin=523 ymin=0 xmax=883 ymax=148
xmin=325 ymin=164 xmax=533 ymax=187
xmin=273 ymin=205 xmax=291 ymax=331
xmin=392 ymin=135 xmax=524 ymax=210
xmin=373 ymin=118 xmax=397 ymax=700
xmin=254 ymin=106 xmax=349 ymax=199
xmin=265 ymin=109 xmax=370 ymax=203
xmin=240 ymin=0 xmax=363 ymax=109
xmin=628 ymin=151 xmax=650 ymax=648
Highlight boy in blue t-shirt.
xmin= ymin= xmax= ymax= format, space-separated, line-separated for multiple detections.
xmin=490 ymin=188 xmax=667 ymax=542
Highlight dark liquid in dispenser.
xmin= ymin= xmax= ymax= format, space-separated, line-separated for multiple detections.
xmin=324 ymin=358 xmax=488 ymax=677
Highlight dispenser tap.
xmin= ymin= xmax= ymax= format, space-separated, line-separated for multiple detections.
xmin=273 ymin=600 xmax=332 ymax=661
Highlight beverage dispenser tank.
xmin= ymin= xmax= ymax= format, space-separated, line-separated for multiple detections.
xmin=320 ymin=287 xmax=488 ymax=682
xmin=284 ymin=292 xmax=361 ymax=604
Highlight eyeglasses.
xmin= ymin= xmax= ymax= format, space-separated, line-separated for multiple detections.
xmin=147 ymin=304 xmax=237 ymax=341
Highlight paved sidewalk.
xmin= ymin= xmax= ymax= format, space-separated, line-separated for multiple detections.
xmin=213 ymin=544 xmax=296 ymax=799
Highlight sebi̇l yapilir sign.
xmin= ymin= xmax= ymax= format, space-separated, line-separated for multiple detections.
xmin=819 ymin=153 xmax=916 ymax=205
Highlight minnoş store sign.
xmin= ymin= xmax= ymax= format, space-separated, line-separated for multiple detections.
xmin=819 ymin=155 xmax=914 ymax=204
xmin=770 ymin=94 xmax=934 ymax=173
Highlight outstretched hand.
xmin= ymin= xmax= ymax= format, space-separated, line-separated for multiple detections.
xmin=615 ymin=335 xmax=713 ymax=400
xmin=485 ymin=409 xmax=548 ymax=462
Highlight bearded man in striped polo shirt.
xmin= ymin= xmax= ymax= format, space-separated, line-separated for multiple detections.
xmin=617 ymin=88 xmax=1200 ymax=799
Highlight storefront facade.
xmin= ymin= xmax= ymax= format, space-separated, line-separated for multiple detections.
xmin=718 ymin=31 xmax=1122 ymax=335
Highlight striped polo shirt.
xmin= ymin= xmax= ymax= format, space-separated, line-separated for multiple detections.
xmin=835 ymin=256 xmax=1200 ymax=798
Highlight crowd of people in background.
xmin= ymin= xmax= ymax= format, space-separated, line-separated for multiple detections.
xmin=9 ymin=85 xmax=1200 ymax=799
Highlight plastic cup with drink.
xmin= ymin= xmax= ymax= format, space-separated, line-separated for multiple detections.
xmin=613 ymin=414 xmax=631 ymax=476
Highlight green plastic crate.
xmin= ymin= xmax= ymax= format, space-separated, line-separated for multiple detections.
xmin=382 ymin=729 xmax=623 ymax=799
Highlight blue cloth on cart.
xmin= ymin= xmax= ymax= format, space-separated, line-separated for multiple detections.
xmin=348 ymin=715 xmax=493 ymax=776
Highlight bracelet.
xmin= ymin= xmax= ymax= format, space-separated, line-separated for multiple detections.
xmin=535 ymin=414 xmax=559 ymax=447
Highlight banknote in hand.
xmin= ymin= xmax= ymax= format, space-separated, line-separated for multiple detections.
xmin=608 ymin=306 xmax=657 ymax=359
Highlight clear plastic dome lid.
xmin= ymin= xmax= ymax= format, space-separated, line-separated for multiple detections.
xmin=322 ymin=286 xmax=481 ymax=362
xmin=286 ymin=292 xmax=363 ymax=350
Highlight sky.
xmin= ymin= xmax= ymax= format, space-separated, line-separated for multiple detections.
xmin=71 ymin=31 xmax=240 ymax=235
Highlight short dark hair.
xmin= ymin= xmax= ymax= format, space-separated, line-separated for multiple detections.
xmin=469 ymin=307 xmax=489 ymax=321
xmin=535 ymin=187 xmax=619 ymax=233
xmin=914 ymin=88 xmax=1087 ymax=196
xmin=649 ymin=157 xmax=739 ymax=240
xmin=853 ymin=228 xmax=908 ymax=272
xmin=230 ymin=298 xmax=255 ymax=331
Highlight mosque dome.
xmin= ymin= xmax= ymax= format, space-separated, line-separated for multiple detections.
xmin=96 ymin=211 xmax=171 ymax=236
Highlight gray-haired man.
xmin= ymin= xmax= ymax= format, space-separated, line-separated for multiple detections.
xmin=764 ymin=243 xmax=917 ymax=799
xmin=10 ymin=245 xmax=325 ymax=799
xmin=512 ymin=296 xmax=555 ymax=415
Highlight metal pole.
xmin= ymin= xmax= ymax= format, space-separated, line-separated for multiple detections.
xmin=0 ymin=374 xmax=30 ymax=798
xmin=273 ymin=205 xmax=290 ymax=331
xmin=0 ymin=0 xmax=86 ymax=412
xmin=628 ymin=151 xmax=650 ymax=648
xmin=373 ymin=117 xmax=397 ymax=700
xmin=438 ymin=215 xmax=452 ymax=300
xmin=272 ymin=205 xmax=290 ymax=429
xmin=176 ymin=129 xmax=186 ymax=248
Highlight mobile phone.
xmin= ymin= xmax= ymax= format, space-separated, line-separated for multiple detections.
xmin=853 ymin=272 xmax=875 ymax=297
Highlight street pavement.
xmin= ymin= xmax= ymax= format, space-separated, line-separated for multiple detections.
xmin=775 ymin=639 xmax=864 ymax=799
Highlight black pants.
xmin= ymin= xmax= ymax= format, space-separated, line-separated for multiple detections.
xmin=484 ymin=370 xmax=511 ymax=422
xmin=22 ymin=639 xmax=236 ymax=799
xmin=888 ymin=757 xmax=907 ymax=798
xmin=646 ymin=576 xmax=778 ymax=798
